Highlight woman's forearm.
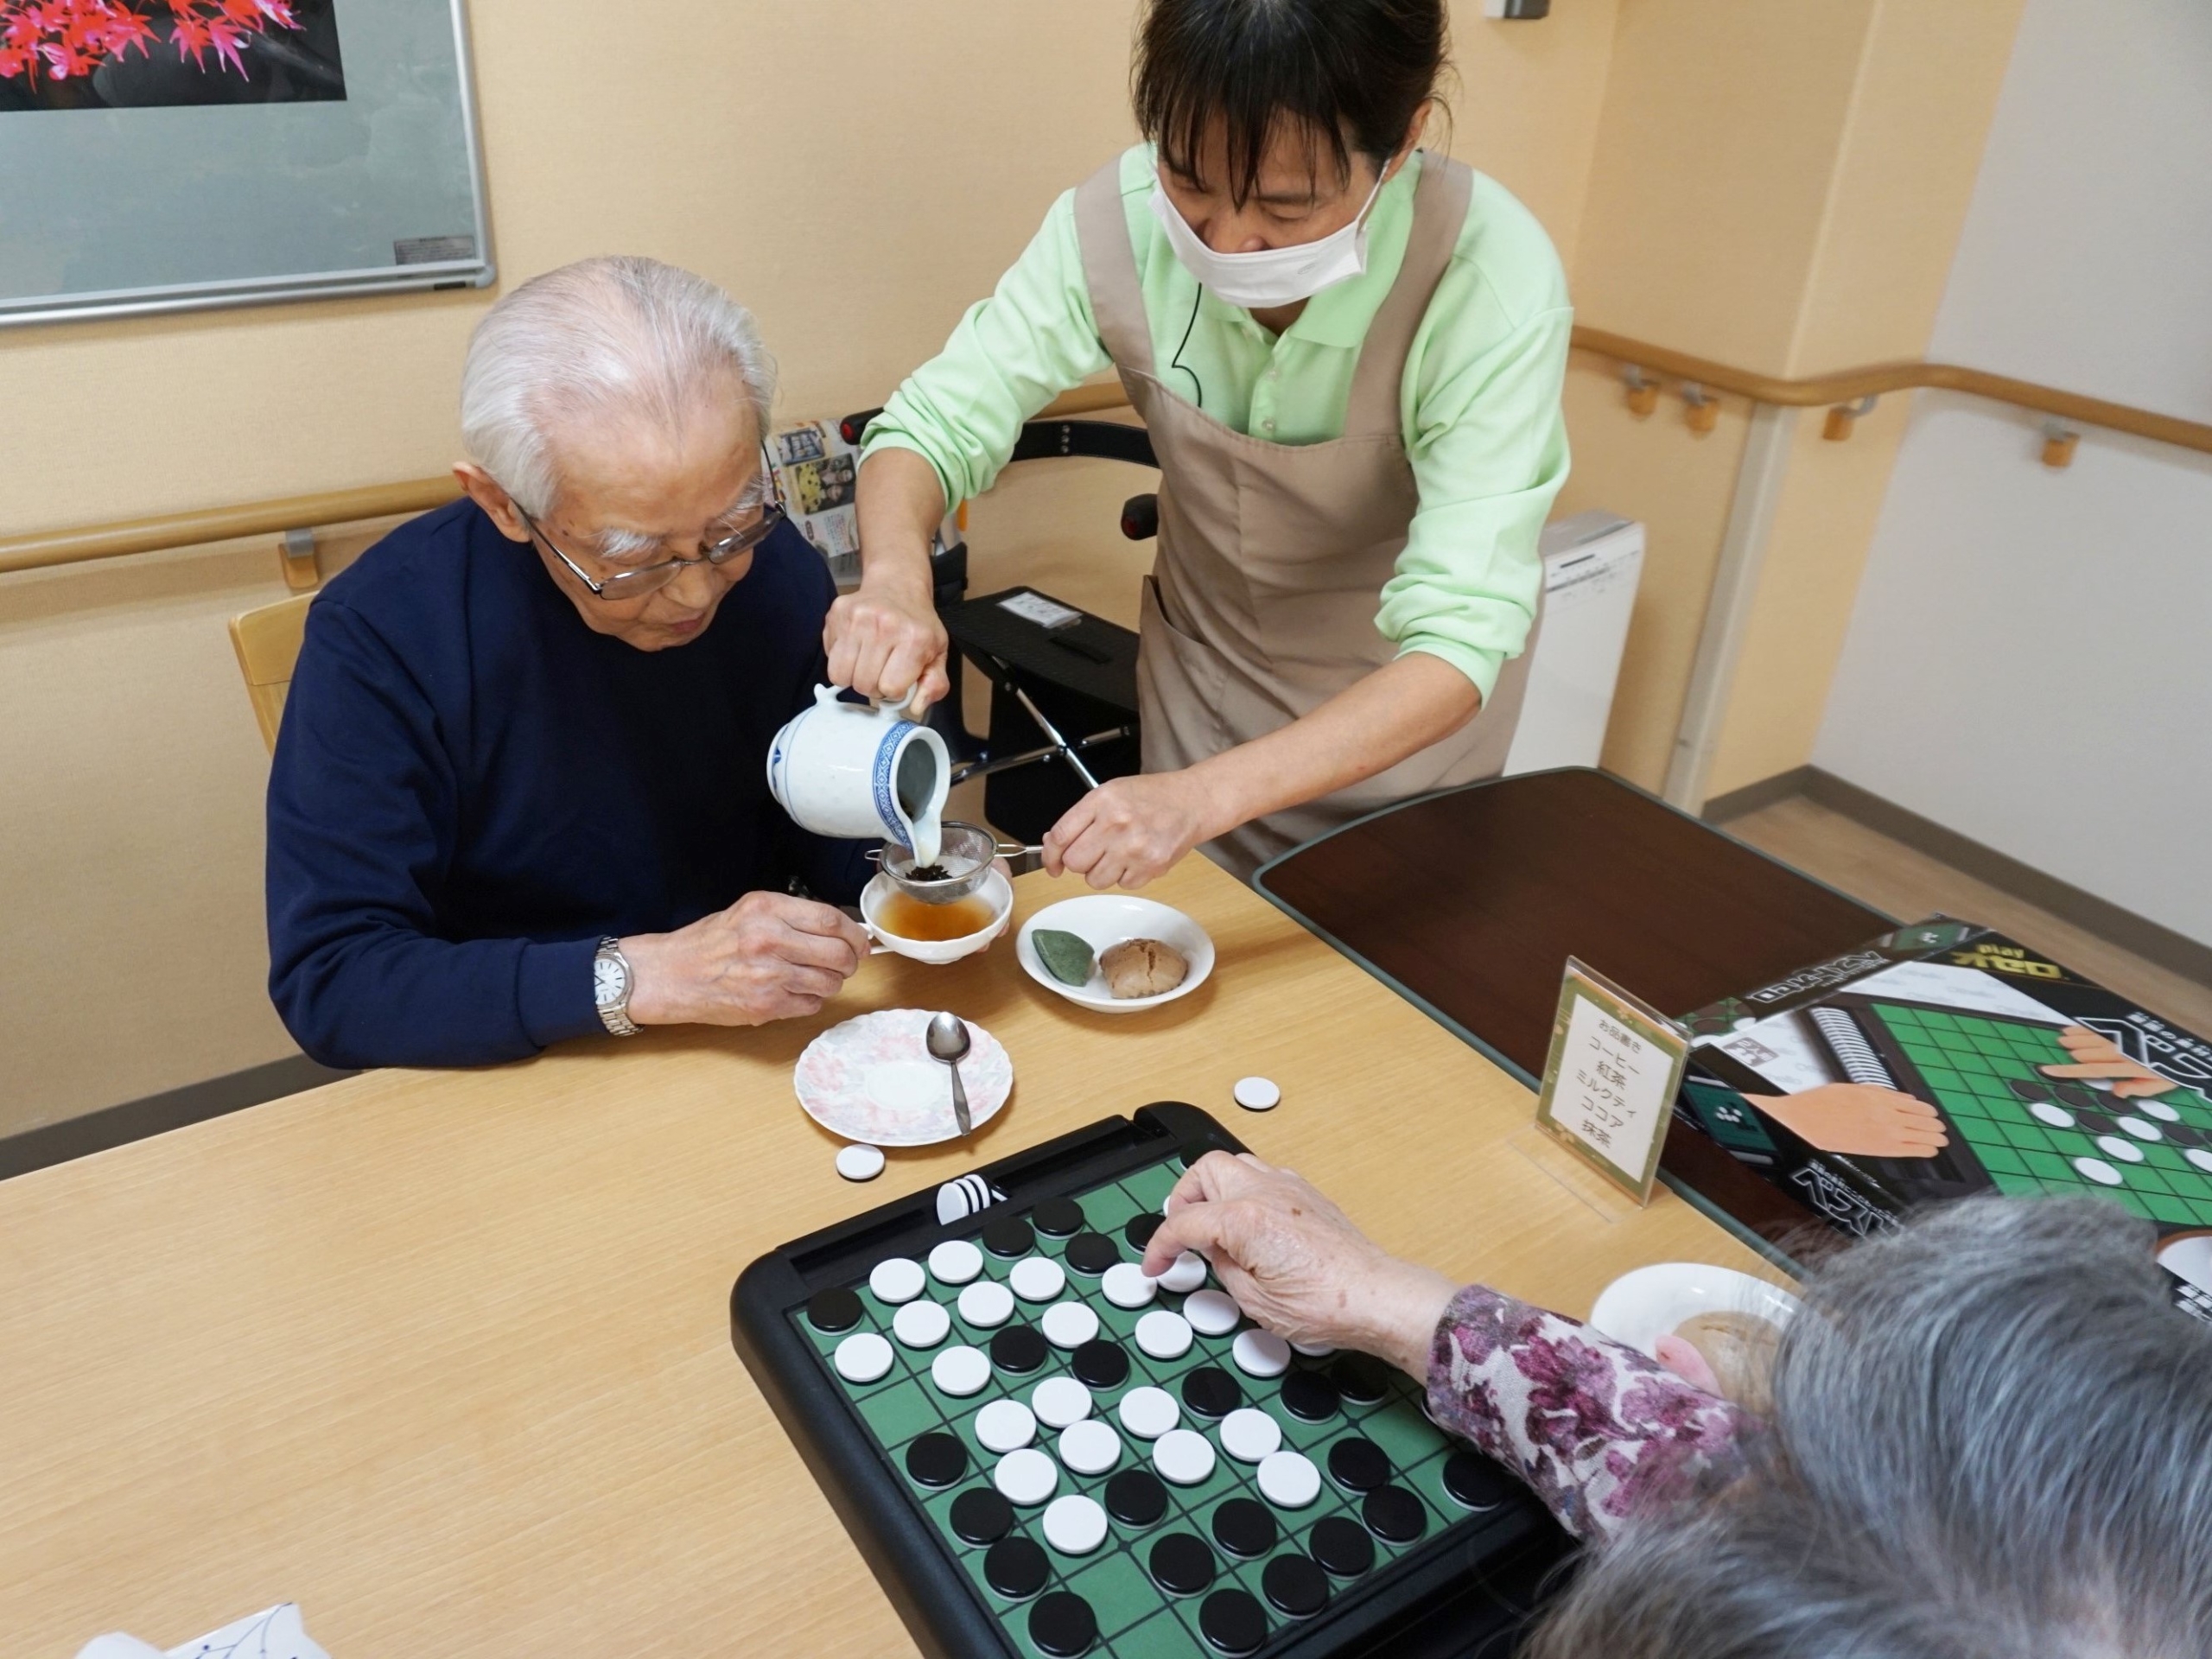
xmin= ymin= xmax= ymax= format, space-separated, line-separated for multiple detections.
xmin=854 ymin=447 xmax=948 ymax=604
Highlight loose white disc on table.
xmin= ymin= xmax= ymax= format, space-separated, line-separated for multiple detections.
xmin=1032 ymin=1376 xmax=1094 ymax=1429
xmin=928 ymin=1238 xmax=984 ymax=1286
xmin=931 ymin=1344 xmax=991 ymax=1397
xmin=1290 ymin=1338 xmax=1336 ymax=1357
xmin=1153 ymin=1427 xmax=1217 ymax=1486
xmin=2029 ymin=1102 xmax=2075 ymax=1129
xmin=2117 ymin=1116 xmax=2163 ymax=1141
xmin=1042 ymin=1493 xmax=1109 ymax=1556
xmin=2096 ymin=1135 xmax=2147 ymax=1164
xmin=1232 ymin=1077 xmax=1281 ymax=1112
xmin=1256 ymin=1449 xmax=1322 ymax=1509
xmin=975 ymin=1398 xmax=1038 ymax=1454
xmin=1042 ymin=1300 xmax=1101 ymax=1350
xmin=2139 ymin=1099 xmax=2182 ymax=1122
xmin=893 ymin=1299 xmax=950 ymax=1349
xmin=1231 ymin=1329 xmax=1291 ymax=1378
xmin=833 ymin=1331 xmax=894 ymax=1385
xmin=1219 ymin=1407 xmax=1282 ymax=1464
xmin=869 ymin=1257 xmax=926 ymax=1305
xmin=958 ymin=1280 xmax=1015 ymax=1328
xmin=994 ymin=1447 xmax=1059 ymax=1507
xmin=2074 ymin=1156 xmax=2124 ymax=1186
xmin=1058 ymin=1419 xmax=1122 ymax=1477
xmin=1101 ymin=1262 xmax=1160 ymax=1309
xmin=1117 ymin=1385 xmax=1179 ymax=1440
xmin=1183 ymin=1288 xmax=1241 ymax=1337
xmin=1135 ymin=1311 xmax=1193 ymax=1361
xmin=1009 ymin=1256 xmax=1068 ymax=1303
xmin=2190 ymin=1148 xmax=2212 ymax=1174
xmin=836 ymin=1143 xmax=886 ymax=1181
xmin=1158 ymin=1252 xmax=1208 ymax=1294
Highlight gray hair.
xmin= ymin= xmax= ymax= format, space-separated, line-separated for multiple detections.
xmin=459 ymin=255 xmax=776 ymax=518
xmin=1529 ymin=1196 xmax=2212 ymax=1658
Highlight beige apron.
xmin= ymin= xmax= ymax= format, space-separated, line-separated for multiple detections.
xmin=1074 ymin=153 xmax=1542 ymax=878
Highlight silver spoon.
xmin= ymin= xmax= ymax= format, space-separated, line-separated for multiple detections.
xmin=925 ymin=1011 xmax=973 ymax=1137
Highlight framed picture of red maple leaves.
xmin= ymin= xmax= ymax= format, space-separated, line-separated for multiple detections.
xmin=0 ymin=0 xmax=491 ymax=326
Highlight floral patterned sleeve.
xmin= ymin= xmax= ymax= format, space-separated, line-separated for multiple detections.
xmin=1425 ymin=1285 xmax=1759 ymax=1544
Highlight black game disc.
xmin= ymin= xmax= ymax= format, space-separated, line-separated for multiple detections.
xmin=951 ymin=1486 xmax=1015 ymax=1545
xmin=2168 ymin=1121 xmax=2212 ymax=1151
xmin=1308 ymin=1516 xmax=1375 ymax=1579
xmin=904 ymin=1432 xmax=967 ymax=1489
xmin=1198 ymin=1588 xmax=1269 ymax=1656
xmin=1029 ymin=1590 xmax=1098 ymax=1656
xmin=805 ymin=1286 xmax=863 ymax=1333
xmin=1279 ymin=1370 xmax=1340 ymax=1423
xmin=985 ymin=1535 xmax=1052 ymax=1599
xmin=1262 ymin=1553 xmax=1330 ymax=1618
xmin=1033 ymin=1197 xmax=1085 ymax=1238
xmin=1125 ymin=1211 xmax=1164 ymax=1250
xmin=1148 ymin=1531 xmax=1217 ymax=1596
xmin=982 ymin=1215 xmax=1035 ymax=1257
xmin=1065 ymin=1231 xmax=1120 ymax=1275
xmin=1331 ymin=1354 xmax=1392 ymax=1404
xmin=992 ymin=1323 xmax=1050 ymax=1375
xmin=1072 ymin=1338 xmax=1131 ymax=1390
xmin=1210 ymin=1497 xmax=1277 ymax=1560
xmin=1105 ymin=1468 xmax=1169 ymax=1528
xmin=1327 ymin=1437 xmax=1389 ymax=1492
xmin=1182 ymin=1367 xmax=1242 ymax=1419
xmin=1443 ymin=1450 xmax=1516 ymax=1510
xmin=1363 ymin=1484 xmax=1427 ymax=1544
xmin=2075 ymin=1108 xmax=2122 ymax=1138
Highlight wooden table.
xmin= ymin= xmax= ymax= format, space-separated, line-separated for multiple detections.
xmin=0 ymin=858 xmax=1781 ymax=1657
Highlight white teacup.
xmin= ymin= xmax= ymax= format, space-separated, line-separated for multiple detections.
xmin=766 ymin=684 xmax=950 ymax=858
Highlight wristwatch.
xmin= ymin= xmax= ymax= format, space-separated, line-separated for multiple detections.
xmin=593 ymin=936 xmax=640 ymax=1036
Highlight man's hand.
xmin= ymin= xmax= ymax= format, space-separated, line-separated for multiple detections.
xmin=621 ymin=891 xmax=869 ymax=1027
xmin=1141 ymin=1152 xmax=1458 ymax=1381
xmin=2040 ymin=1026 xmax=2176 ymax=1098
xmin=1043 ymin=771 xmax=1215 ymax=890
xmin=1746 ymin=1083 xmax=1951 ymax=1158
xmin=824 ymin=581 xmax=950 ymax=709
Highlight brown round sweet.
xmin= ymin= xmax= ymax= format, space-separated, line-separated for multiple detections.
xmin=1099 ymin=938 xmax=1190 ymax=999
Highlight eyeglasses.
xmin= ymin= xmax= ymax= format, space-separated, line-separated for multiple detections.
xmin=514 ymin=460 xmax=789 ymax=601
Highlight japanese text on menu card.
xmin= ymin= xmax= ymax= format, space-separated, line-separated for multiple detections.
xmin=1534 ymin=958 xmax=1691 ymax=1205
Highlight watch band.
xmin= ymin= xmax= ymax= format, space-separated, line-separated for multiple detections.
xmin=594 ymin=936 xmax=640 ymax=1037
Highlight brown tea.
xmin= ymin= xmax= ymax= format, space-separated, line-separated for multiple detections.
xmin=878 ymin=891 xmax=996 ymax=942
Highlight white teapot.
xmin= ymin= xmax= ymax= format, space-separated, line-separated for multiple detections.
xmin=766 ymin=684 xmax=950 ymax=862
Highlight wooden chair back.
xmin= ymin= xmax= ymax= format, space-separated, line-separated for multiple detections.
xmin=228 ymin=593 xmax=315 ymax=753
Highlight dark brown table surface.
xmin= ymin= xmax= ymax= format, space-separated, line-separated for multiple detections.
xmin=1255 ymin=767 xmax=1895 ymax=1260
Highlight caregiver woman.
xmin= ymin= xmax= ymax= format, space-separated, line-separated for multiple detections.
xmin=828 ymin=0 xmax=1572 ymax=883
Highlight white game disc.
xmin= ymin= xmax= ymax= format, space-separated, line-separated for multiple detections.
xmin=836 ymin=1143 xmax=887 ymax=1181
xmin=1183 ymin=1288 xmax=1241 ymax=1337
xmin=869 ymin=1257 xmax=926 ymax=1305
xmin=2139 ymin=1099 xmax=2182 ymax=1122
xmin=1135 ymin=1311 xmax=1193 ymax=1360
xmin=1101 ymin=1262 xmax=1160 ymax=1309
xmin=833 ymin=1332 xmax=894 ymax=1385
xmin=994 ymin=1447 xmax=1059 ymax=1507
xmin=1232 ymin=1077 xmax=1281 ymax=1112
xmin=1009 ymin=1256 xmax=1068 ymax=1303
xmin=1256 ymin=1449 xmax=1321 ymax=1509
xmin=2190 ymin=1148 xmax=2212 ymax=1174
xmin=1153 ymin=1427 xmax=1217 ymax=1486
xmin=1117 ymin=1385 xmax=1179 ymax=1440
xmin=2096 ymin=1135 xmax=2147 ymax=1164
xmin=1058 ymin=1419 xmax=1122 ymax=1477
xmin=928 ymin=1238 xmax=984 ymax=1285
xmin=1042 ymin=1493 xmax=1109 ymax=1556
xmin=931 ymin=1344 xmax=991 ymax=1397
xmin=958 ymin=1280 xmax=1015 ymax=1328
xmin=1032 ymin=1376 xmax=1094 ymax=1429
xmin=2117 ymin=1116 xmax=2163 ymax=1141
xmin=1219 ymin=1407 xmax=1282 ymax=1463
xmin=1231 ymin=1329 xmax=1291 ymax=1378
xmin=1158 ymin=1252 xmax=1208 ymax=1294
xmin=2074 ymin=1156 xmax=2125 ymax=1186
xmin=893 ymin=1300 xmax=950 ymax=1349
xmin=2029 ymin=1102 xmax=2075 ymax=1128
xmin=1290 ymin=1339 xmax=1337 ymax=1357
xmin=1042 ymin=1300 xmax=1101 ymax=1350
xmin=975 ymin=1398 xmax=1038 ymax=1454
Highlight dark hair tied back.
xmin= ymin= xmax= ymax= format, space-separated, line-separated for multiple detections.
xmin=1134 ymin=0 xmax=1449 ymax=207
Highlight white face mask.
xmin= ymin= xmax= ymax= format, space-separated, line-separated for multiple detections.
xmin=1147 ymin=168 xmax=1388 ymax=310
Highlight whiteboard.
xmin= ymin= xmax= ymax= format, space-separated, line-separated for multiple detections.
xmin=0 ymin=0 xmax=493 ymax=327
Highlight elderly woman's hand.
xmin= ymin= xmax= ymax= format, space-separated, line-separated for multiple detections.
xmin=622 ymin=891 xmax=868 ymax=1027
xmin=1140 ymin=1152 xmax=1458 ymax=1380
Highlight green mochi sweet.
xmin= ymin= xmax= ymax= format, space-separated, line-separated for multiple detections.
xmin=1032 ymin=929 xmax=1096 ymax=987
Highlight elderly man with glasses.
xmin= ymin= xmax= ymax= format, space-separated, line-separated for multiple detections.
xmin=265 ymin=257 xmax=874 ymax=1070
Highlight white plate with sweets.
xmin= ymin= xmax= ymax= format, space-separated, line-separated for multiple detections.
xmin=1017 ymin=895 xmax=1214 ymax=1014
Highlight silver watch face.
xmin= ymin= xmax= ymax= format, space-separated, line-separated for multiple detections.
xmin=594 ymin=953 xmax=627 ymax=1008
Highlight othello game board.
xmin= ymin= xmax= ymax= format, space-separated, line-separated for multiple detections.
xmin=1815 ymin=995 xmax=2212 ymax=1225
xmin=731 ymin=1103 xmax=1560 ymax=1659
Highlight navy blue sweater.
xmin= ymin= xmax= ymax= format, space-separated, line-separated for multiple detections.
xmin=266 ymin=500 xmax=872 ymax=1069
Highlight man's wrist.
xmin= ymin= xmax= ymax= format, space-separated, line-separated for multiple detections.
xmin=616 ymin=932 xmax=673 ymax=1026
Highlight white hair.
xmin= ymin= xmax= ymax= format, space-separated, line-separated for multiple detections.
xmin=458 ymin=255 xmax=777 ymax=518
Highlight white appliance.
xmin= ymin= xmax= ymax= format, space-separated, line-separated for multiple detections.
xmin=1503 ymin=511 xmax=1643 ymax=775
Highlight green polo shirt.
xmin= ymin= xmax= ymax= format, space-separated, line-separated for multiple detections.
xmin=862 ymin=146 xmax=1573 ymax=701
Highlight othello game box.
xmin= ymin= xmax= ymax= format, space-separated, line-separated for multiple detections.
xmin=1674 ymin=919 xmax=2212 ymax=1315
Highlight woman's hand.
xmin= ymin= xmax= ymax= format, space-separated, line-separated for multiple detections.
xmin=823 ymin=580 xmax=950 ymax=709
xmin=1140 ymin=1152 xmax=1458 ymax=1381
xmin=1745 ymin=1084 xmax=1950 ymax=1158
xmin=2039 ymin=1026 xmax=2176 ymax=1098
xmin=1043 ymin=770 xmax=1215 ymax=889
